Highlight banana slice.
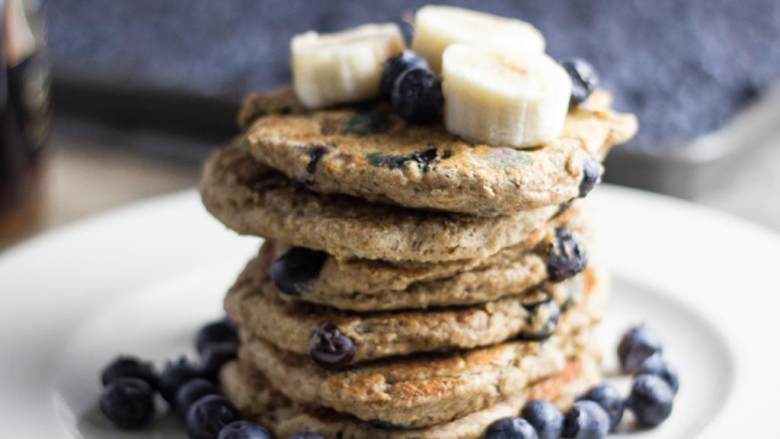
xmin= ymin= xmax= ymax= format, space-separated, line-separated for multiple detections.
xmin=291 ymin=24 xmax=405 ymax=109
xmin=442 ymin=44 xmax=572 ymax=148
xmin=411 ymin=5 xmax=545 ymax=72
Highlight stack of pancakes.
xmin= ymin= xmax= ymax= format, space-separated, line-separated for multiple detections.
xmin=199 ymin=86 xmax=637 ymax=438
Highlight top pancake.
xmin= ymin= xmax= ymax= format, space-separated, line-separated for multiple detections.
xmin=240 ymin=87 xmax=637 ymax=216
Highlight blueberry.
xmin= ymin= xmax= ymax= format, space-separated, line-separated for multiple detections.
xmin=578 ymin=157 xmax=601 ymax=198
xmin=99 ymin=377 xmax=155 ymax=430
xmin=391 ymin=67 xmax=443 ymax=124
xmin=380 ymin=50 xmax=428 ymax=98
xmin=485 ymin=417 xmax=539 ymax=439
xmin=546 ymin=228 xmax=587 ymax=282
xmin=218 ymin=420 xmax=272 ymax=439
xmin=200 ymin=342 xmax=238 ymax=380
xmin=521 ymin=400 xmax=564 ymax=439
xmin=626 ymin=374 xmax=675 ymax=428
xmin=578 ymin=383 xmax=624 ymax=431
xmin=617 ymin=324 xmax=663 ymax=373
xmin=100 ymin=355 xmax=158 ymax=388
xmin=520 ymin=296 xmax=560 ymax=341
xmin=305 ymin=145 xmax=329 ymax=174
xmin=636 ymin=354 xmax=679 ymax=394
xmin=176 ymin=378 xmax=219 ymax=416
xmin=158 ymin=356 xmax=204 ymax=406
xmin=270 ymin=247 xmax=328 ymax=296
xmin=288 ymin=433 xmax=325 ymax=439
xmin=554 ymin=200 xmax=574 ymax=219
xmin=561 ymin=58 xmax=598 ymax=107
xmin=307 ymin=322 xmax=356 ymax=368
xmin=196 ymin=318 xmax=239 ymax=356
xmin=186 ymin=395 xmax=241 ymax=439
xmin=562 ymin=401 xmax=610 ymax=439
xmin=366 ymin=148 xmax=447 ymax=172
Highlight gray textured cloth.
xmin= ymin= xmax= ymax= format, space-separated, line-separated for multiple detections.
xmin=47 ymin=0 xmax=780 ymax=150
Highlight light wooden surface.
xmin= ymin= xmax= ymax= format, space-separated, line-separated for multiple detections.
xmin=45 ymin=145 xmax=199 ymax=228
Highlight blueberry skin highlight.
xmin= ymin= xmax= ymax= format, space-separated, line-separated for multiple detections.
xmin=636 ymin=354 xmax=680 ymax=394
xmin=561 ymin=58 xmax=598 ymax=107
xmin=175 ymin=378 xmax=219 ymax=416
xmin=391 ymin=67 xmax=444 ymax=124
xmin=99 ymin=377 xmax=155 ymax=430
xmin=627 ymin=374 xmax=675 ymax=428
xmin=578 ymin=383 xmax=625 ymax=431
xmin=578 ymin=157 xmax=601 ymax=198
xmin=520 ymin=297 xmax=561 ymax=341
xmin=158 ymin=356 xmax=204 ymax=406
xmin=270 ymin=247 xmax=327 ymax=296
xmin=186 ymin=395 xmax=242 ymax=439
xmin=562 ymin=401 xmax=610 ymax=439
xmin=199 ymin=342 xmax=238 ymax=380
xmin=196 ymin=318 xmax=239 ymax=356
xmin=617 ymin=324 xmax=664 ymax=373
xmin=217 ymin=420 xmax=273 ymax=439
xmin=100 ymin=355 xmax=158 ymax=388
xmin=380 ymin=50 xmax=428 ymax=98
xmin=307 ymin=322 xmax=356 ymax=368
xmin=521 ymin=400 xmax=564 ymax=439
xmin=546 ymin=228 xmax=587 ymax=282
xmin=485 ymin=416 xmax=539 ymax=439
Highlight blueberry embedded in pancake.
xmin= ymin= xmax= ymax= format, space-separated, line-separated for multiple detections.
xmin=270 ymin=247 xmax=328 ymax=296
xmin=546 ymin=228 xmax=587 ymax=282
xmin=224 ymin=266 xmax=603 ymax=366
xmin=254 ymin=204 xmax=590 ymax=312
xmin=239 ymin=89 xmax=636 ymax=216
xmin=520 ymin=292 xmax=562 ymax=341
xmin=228 ymin=325 xmax=600 ymax=431
xmin=219 ymin=353 xmax=601 ymax=439
xmin=307 ymin=323 xmax=357 ymax=369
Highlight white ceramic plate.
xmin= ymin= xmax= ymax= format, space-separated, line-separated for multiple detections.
xmin=1 ymin=186 xmax=778 ymax=438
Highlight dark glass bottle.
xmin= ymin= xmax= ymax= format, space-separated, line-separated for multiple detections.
xmin=0 ymin=0 xmax=51 ymax=246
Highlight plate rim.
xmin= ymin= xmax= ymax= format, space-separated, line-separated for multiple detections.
xmin=1 ymin=185 xmax=779 ymax=438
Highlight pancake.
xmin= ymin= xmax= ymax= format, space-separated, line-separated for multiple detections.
xmin=220 ymin=352 xmax=600 ymax=439
xmin=240 ymin=87 xmax=636 ymax=216
xmin=236 ymin=306 xmax=600 ymax=429
xmin=226 ymin=265 xmax=602 ymax=365
xmin=253 ymin=202 xmax=588 ymax=311
xmin=200 ymin=141 xmax=563 ymax=262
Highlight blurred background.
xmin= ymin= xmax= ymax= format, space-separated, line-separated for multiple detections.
xmin=2 ymin=0 xmax=780 ymax=248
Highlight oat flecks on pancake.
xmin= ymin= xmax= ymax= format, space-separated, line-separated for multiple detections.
xmin=235 ymin=298 xmax=600 ymax=430
xmin=240 ymin=89 xmax=637 ymax=216
xmin=256 ymin=200 xmax=588 ymax=306
xmin=250 ymin=240 xmax=552 ymax=312
xmin=221 ymin=349 xmax=601 ymax=438
xmin=226 ymin=264 xmax=602 ymax=364
xmin=199 ymin=141 xmax=561 ymax=262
